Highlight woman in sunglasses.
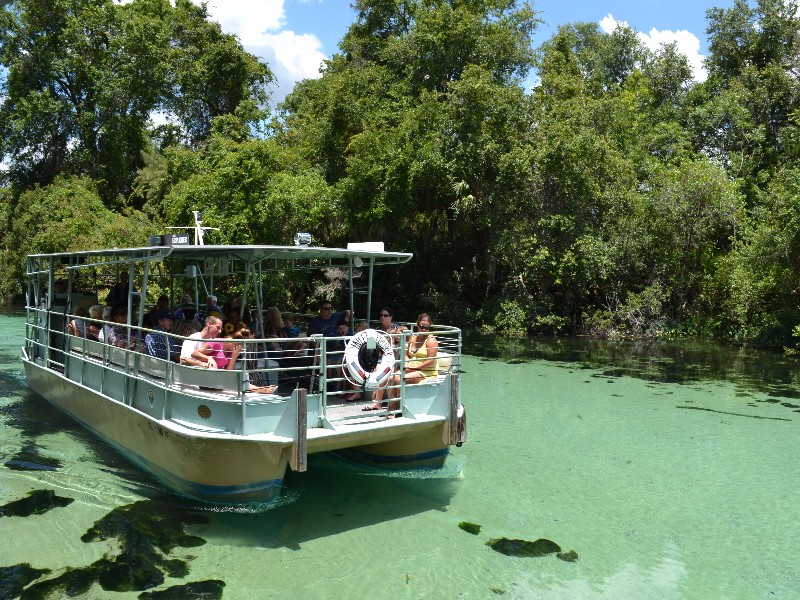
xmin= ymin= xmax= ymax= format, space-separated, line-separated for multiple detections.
xmin=402 ymin=313 xmax=439 ymax=383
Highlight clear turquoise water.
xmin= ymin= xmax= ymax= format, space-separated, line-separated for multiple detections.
xmin=1 ymin=310 xmax=799 ymax=599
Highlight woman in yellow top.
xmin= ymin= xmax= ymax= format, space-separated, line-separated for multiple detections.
xmin=382 ymin=313 xmax=438 ymax=415
xmin=403 ymin=313 xmax=438 ymax=381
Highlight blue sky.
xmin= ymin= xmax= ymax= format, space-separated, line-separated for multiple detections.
xmin=198 ymin=0 xmax=738 ymax=104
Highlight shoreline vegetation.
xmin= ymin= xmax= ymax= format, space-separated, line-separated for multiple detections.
xmin=1 ymin=0 xmax=799 ymax=351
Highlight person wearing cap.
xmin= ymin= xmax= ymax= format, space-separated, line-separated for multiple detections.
xmin=145 ymin=310 xmax=180 ymax=361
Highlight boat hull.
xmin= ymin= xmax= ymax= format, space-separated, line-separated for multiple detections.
xmin=23 ymin=358 xmax=290 ymax=503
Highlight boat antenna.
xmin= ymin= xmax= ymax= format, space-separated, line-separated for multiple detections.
xmin=165 ymin=211 xmax=220 ymax=245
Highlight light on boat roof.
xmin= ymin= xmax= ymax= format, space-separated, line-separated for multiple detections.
xmin=294 ymin=232 xmax=312 ymax=246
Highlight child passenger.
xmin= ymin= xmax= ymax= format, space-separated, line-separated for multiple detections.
xmin=281 ymin=313 xmax=300 ymax=338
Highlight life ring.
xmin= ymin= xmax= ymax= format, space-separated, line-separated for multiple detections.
xmin=343 ymin=329 xmax=395 ymax=389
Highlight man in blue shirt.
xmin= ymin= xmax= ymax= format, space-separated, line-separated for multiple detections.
xmin=145 ymin=311 xmax=180 ymax=362
xmin=307 ymin=300 xmax=350 ymax=337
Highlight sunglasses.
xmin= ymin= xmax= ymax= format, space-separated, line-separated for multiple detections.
xmin=380 ymin=313 xmax=391 ymax=317
xmin=418 ymin=324 xmax=430 ymax=330
xmin=321 ymin=307 xmax=332 ymax=311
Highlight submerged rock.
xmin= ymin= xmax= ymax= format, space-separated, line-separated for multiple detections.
xmin=557 ymin=550 xmax=579 ymax=562
xmin=486 ymin=537 xmax=561 ymax=557
xmin=458 ymin=521 xmax=481 ymax=535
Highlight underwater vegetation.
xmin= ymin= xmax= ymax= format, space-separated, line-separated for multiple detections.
xmin=556 ymin=550 xmax=579 ymax=562
xmin=0 ymin=564 xmax=51 ymax=599
xmin=458 ymin=521 xmax=481 ymax=535
xmin=137 ymin=579 xmax=225 ymax=599
xmin=457 ymin=523 xmax=579 ymax=597
xmin=486 ymin=537 xmax=580 ymax=562
xmin=0 ymin=496 xmax=221 ymax=598
xmin=457 ymin=522 xmax=579 ymax=563
xmin=0 ymin=489 xmax=74 ymax=517
xmin=486 ymin=537 xmax=562 ymax=557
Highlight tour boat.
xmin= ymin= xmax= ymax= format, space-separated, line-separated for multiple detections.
xmin=20 ymin=215 xmax=466 ymax=503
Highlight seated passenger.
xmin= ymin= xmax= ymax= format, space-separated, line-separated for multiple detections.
xmin=180 ymin=316 xmax=223 ymax=368
xmin=108 ymin=306 xmax=133 ymax=348
xmin=232 ymin=328 xmax=278 ymax=392
xmin=281 ymin=313 xmax=301 ymax=338
xmin=308 ymin=300 xmax=350 ymax=337
xmin=366 ymin=307 xmax=408 ymax=409
xmin=328 ymin=320 xmax=360 ymax=401
xmin=276 ymin=311 xmax=308 ymax=357
xmin=99 ymin=305 xmax=114 ymax=342
xmin=144 ymin=295 xmax=169 ymax=329
xmin=144 ymin=311 xmax=180 ymax=362
xmin=262 ymin=306 xmax=287 ymax=359
xmin=68 ymin=305 xmax=88 ymax=337
xmin=200 ymin=334 xmax=242 ymax=370
xmin=248 ymin=309 xmax=261 ymax=336
xmin=365 ymin=312 xmax=437 ymax=413
xmin=222 ymin=303 xmax=247 ymax=336
xmin=173 ymin=318 xmax=200 ymax=338
xmin=396 ymin=313 xmax=439 ymax=394
xmin=87 ymin=304 xmax=103 ymax=341
xmin=204 ymin=295 xmax=223 ymax=320
xmin=174 ymin=294 xmax=200 ymax=325
xmin=173 ymin=296 xmax=200 ymax=334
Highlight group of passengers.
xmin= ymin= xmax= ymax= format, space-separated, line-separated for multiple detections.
xmin=67 ymin=284 xmax=438 ymax=404
xmin=360 ymin=308 xmax=439 ymax=412
xmin=303 ymin=301 xmax=438 ymax=408
xmin=69 ymin=304 xmax=136 ymax=349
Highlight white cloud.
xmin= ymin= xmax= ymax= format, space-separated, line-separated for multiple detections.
xmin=600 ymin=14 xmax=707 ymax=83
xmin=247 ymin=33 xmax=327 ymax=105
xmin=202 ymin=0 xmax=286 ymax=45
xmin=197 ymin=0 xmax=327 ymax=105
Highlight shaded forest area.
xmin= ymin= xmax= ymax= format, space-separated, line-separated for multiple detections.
xmin=1 ymin=0 xmax=799 ymax=349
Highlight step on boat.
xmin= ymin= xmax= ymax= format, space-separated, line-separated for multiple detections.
xmin=21 ymin=215 xmax=467 ymax=503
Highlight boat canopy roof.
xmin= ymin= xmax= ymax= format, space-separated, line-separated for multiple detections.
xmin=28 ymin=243 xmax=413 ymax=274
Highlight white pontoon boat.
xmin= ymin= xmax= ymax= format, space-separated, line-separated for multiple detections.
xmin=21 ymin=218 xmax=466 ymax=503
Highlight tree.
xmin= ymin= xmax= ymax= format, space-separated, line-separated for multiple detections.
xmin=720 ymin=166 xmax=800 ymax=345
xmin=277 ymin=0 xmax=539 ymax=319
xmin=163 ymin=0 xmax=273 ymax=146
xmin=691 ymin=0 xmax=800 ymax=192
xmin=0 ymin=176 xmax=151 ymax=298
xmin=0 ymin=0 xmax=272 ymax=203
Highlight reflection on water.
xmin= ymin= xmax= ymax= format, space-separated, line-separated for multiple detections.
xmin=465 ymin=332 xmax=800 ymax=398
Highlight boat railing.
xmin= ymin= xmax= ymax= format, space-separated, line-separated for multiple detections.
xmin=27 ymin=306 xmax=462 ymax=424
xmin=314 ymin=325 xmax=462 ymax=420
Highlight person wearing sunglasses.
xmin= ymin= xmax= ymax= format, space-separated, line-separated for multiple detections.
xmin=363 ymin=307 xmax=409 ymax=409
xmin=378 ymin=313 xmax=438 ymax=416
xmin=308 ymin=300 xmax=351 ymax=338
xmin=403 ymin=313 xmax=438 ymax=381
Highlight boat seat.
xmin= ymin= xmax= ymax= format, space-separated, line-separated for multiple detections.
xmin=437 ymin=352 xmax=453 ymax=374
xmin=139 ymin=354 xmax=167 ymax=379
xmin=172 ymin=362 xmax=242 ymax=391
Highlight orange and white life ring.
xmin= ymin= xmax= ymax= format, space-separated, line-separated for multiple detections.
xmin=343 ymin=329 xmax=394 ymax=389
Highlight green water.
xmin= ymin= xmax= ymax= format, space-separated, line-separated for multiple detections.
xmin=1 ymin=310 xmax=798 ymax=599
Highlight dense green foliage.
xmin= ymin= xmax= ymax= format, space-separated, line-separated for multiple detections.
xmin=1 ymin=0 xmax=799 ymax=348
